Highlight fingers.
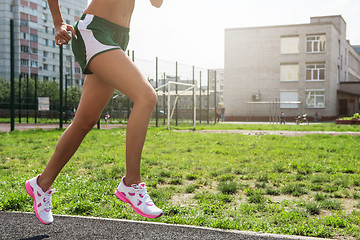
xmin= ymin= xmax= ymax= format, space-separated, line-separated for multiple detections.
xmin=67 ymin=25 xmax=77 ymax=39
xmin=55 ymin=31 xmax=70 ymax=46
xmin=55 ymin=24 xmax=77 ymax=46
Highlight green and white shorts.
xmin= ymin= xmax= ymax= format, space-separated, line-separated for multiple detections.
xmin=72 ymin=14 xmax=130 ymax=74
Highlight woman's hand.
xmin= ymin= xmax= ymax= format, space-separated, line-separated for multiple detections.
xmin=150 ymin=0 xmax=163 ymax=8
xmin=54 ymin=23 xmax=77 ymax=46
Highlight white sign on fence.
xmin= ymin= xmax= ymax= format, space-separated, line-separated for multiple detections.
xmin=38 ymin=97 xmax=50 ymax=111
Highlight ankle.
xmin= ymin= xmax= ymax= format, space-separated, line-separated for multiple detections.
xmin=37 ymin=175 xmax=52 ymax=192
xmin=123 ymin=176 xmax=141 ymax=187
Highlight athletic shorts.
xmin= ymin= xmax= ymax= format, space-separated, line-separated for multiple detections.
xmin=71 ymin=14 xmax=130 ymax=74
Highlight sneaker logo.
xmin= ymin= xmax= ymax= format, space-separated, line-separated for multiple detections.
xmin=129 ymin=193 xmax=135 ymax=196
xmin=146 ymin=203 xmax=154 ymax=206
xmin=120 ymin=192 xmax=126 ymax=197
xmin=38 ymin=203 xmax=42 ymax=208
xmin=139 ymin=194 xmax=144 ymax=198
xmin=31 ymin=186 xmax=34 ymax=192
xmin=137 ymin=200 xmax=142 ymax=206
xmin=37 ymin=192 xmax=42 ymax=197
xmin=44 ymin=209 xmax=50 ymax=212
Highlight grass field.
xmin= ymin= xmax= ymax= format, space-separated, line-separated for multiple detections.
xmin=1 ymin=124 xmax=360 ymax=239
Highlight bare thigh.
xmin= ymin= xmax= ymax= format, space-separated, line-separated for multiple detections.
xmin=73 ymin=74 xmax=115 ymax=129
xmin=87 ymin=49 xmax=156 ymax=104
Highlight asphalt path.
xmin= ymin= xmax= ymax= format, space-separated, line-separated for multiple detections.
xmin=0 ymin=212 xmax=331 ymax=240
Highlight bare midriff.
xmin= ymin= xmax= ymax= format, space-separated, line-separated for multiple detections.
xmin=84 ymin=0 xmax=135 ymax=28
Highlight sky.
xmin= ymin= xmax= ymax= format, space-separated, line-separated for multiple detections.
xmin=87 ymin=0 xmax=360 ymax=70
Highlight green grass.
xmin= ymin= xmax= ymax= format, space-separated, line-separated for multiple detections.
xmin=1 ymin=125 xmax=360 ymax=239
xmin=173 ymin=122 xmax=360 ymax=132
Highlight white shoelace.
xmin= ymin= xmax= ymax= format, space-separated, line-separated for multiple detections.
xmin=131 ymin=184 xmax=153 ymax=204
xmin=43 ymin=189 xmax=56 ymax=211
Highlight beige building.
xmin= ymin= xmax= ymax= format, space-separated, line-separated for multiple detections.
xmin=224 ymin=15 xmax=360 ymax=122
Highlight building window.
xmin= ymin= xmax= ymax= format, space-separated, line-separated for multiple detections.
xmin=280 ymin=64 xmax=299 ymax=81
xmin=280 ymin=91 xmax=299 ymax=108
xmin=43 ymin=13 xmax=48 ymax=22
xmin=45 ymin=39 xmax=49 ymax=46
xmin=30 ymin=34 xmax=38 ymax=42
xmin=42 ymin=0 xmax=48 ymax=9
xmin=21 ymin=59 xmax=29 ymax=66
xmin=281 ymin=36 xmax=299 ymax=54
xmin=306 ymin=64 xmax=325 ymax=81
xmin=305 ymin=90 xmax=325 ymax=108
xmin=31 ymin=61 xmax=38 ymax=68
xmin=53 ymin=40 xmax=56 ymax=47
xmin=20 ymin=19 xmax=28 ymax=27
xmin=22 ymin=33 xmax=29 ymax=40
xmin=21 ymin=45 xmax=29 ymax=53
xmin=75 ymin=67 xmax=81 ymax=74
xmin=45 ymin=26 xmax=48 ymax=33
xmin=53 ymin=65 xmax=56 ymax=71
xmin=30 ymin=47 xmax=37 ymax=54
xmin=43 ymin=51 xmax=48 ymax=57
xmin=306 ymin=35 xmax=326 ymax=53
xmin=43 ymin=64 xmax=48 ymax=70
xmin=43 ymin=76 xmax=49 ymax=81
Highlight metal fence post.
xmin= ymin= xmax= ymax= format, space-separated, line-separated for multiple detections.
xmin=35 ymin=75 xmax=38 ymax=123
xmin=10 ymin=19 xmax=15 ymax=132
xmin=18 ymin=74 xmax=22 ymax=123
xmin=26 ymin=73 xmax=29 ymax=123
xmin=59 ymin=45 xmax=63 ymax=129
xmin=207 ymin=69 xmax=210 ymax=124
xmin=155 ymin=57 xmax=158 ymax=127
xmin=163 ymin=72 xmax=166 ymax=126
xmin=192 ymin=66 xmax=195 ymax=128
xmin=199 ymin=71 xmax=202 ymax=124
xmin=175 ymin=61 xmax=178 ymax=126
xmin=214 ymin=70 xmax=217 ymax=124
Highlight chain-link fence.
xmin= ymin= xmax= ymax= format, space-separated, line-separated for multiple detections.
xmin=1 ymin=46 xmax=220 ymax=131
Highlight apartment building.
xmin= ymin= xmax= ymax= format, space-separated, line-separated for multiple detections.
xmin=354 ymin=45 xmax=360 ymax=55
xmin=0 ymin=0 xmax=87 ymax=86
xmin=224 ymin=15 xmax=360 ymax=121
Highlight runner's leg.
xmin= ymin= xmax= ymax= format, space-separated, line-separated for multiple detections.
xmin=37 ymin=74 xmax=115 ymax=191
xmin=87 ymin=49 xmax=157 ymax=186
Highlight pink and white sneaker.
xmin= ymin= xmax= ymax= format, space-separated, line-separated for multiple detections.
xmin=25 ymin=175 xmax=55 ymax=225
xmin=115 ymin=177 xmax=163 ymax=218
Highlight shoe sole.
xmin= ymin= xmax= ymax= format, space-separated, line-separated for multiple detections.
xmin=25 ymin=181 xmax=52 ymax=225
xmin=115 ymin=190 xmax=163 ymax=219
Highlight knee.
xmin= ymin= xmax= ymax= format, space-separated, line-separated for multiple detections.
xmin=137 ymin=88 xmax=157 ymax=110
xmin=73 ymin=115 xmax=98 ymax=133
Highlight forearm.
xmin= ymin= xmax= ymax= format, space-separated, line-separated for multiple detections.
xmin=150 ymin=0 xmax=163 ymax=8
xmin=47 ymin=0 xmax=65 ymax=27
